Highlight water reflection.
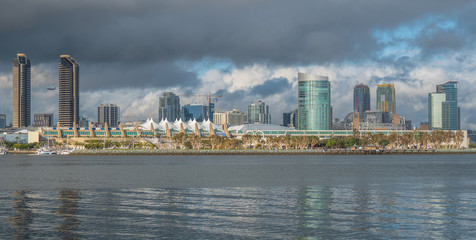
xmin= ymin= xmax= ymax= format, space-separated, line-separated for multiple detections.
xmin=55 ymin=189 xmax=81 ymax=239
xmin=8 ymin=190 xmax=33 ymax=240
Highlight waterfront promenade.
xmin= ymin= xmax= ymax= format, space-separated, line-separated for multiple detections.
xmin=69 ymin=148 xmax=476 ymax=156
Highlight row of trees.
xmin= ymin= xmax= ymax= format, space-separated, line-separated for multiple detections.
xmin=13 ymin=129 xmax=465 ymax=150
xmin=168 ymin=130 xmax=466 ymax=150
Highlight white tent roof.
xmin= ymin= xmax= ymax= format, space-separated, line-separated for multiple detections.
xmin=138 ymin=118 xmax=223 ymax=132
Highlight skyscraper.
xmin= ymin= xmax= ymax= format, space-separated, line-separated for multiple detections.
xmin=58 ymin=55 xmax=79 ymax=127
xmin=429 ymin=81 xmax=460 ymax=130
xmin=354 ymin=83 xmax=370 ymax=118
xmin=298 ymin=73 xmax=331 ymax=130
xmin=0 ymin=114 xmax=6 ymax=129
xmin=182 ymin=104 xmax=206 ymax=122
xmin=158 ymin=92 xmax=180 ymax=121
xmin=376 ymin=83 xmax=395 ymax=114
xmin=428 ymin=92 xmax=445 ymax=130
xmin=247 ymin=100 xmax=271 ymax=124
xmin=97 ymin=104 xmax=120 ymax=127
xmin=12 ymin=53 xmax=31 ymax=128
xmin=283 ymin=109 xmax=298 ymax=128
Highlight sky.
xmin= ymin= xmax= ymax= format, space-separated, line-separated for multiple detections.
xmin=1 ymin=0 xmax=476 ymax=128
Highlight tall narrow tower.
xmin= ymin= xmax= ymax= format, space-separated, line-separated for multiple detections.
xmin=298 ymin=73 xmax=332 ymax=130
xmin=12 ymin=53 xmax=31 ymax=128
xmin=158 ymin=92 xmax=180 ymax=121
xmin=353 ymin=83 xmax=370 ymax=118
xmin=58 ymin=55 xmax=79 ymax=127
xmin=376 ymin=83 xmax=395 ymax=114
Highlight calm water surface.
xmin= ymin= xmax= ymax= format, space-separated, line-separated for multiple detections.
xmin=1 ymin=154 xmax=476 ymax=239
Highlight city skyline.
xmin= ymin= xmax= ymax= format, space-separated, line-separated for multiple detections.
xmin=1 ymin=1 xmax=476 ymax=129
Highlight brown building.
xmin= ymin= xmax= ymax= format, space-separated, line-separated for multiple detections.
xmin=33 ymin=113 xmax=54 ymax=127
xmin=12 ymin=53 xmax=31 ymax=127
xmin=58 ymin=55 xmax=79 ymax=127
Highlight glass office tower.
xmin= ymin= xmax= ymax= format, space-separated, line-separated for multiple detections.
xmin=182 ymin=104 xmax=206 ymax=122
xmin=247 ymin=100 xmax=271 ymax=124
xmin=298 ymin=73 xmax=331 ymax=130
xmin=429 ymin=81 xmax=460 ymax=130
xmin=158 ymin=92 xmax=181 ymax=121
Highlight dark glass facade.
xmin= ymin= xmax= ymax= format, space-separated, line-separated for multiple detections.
xmin=58 ymin=55 xmax=79 ymax=127
xmin=12 ymin=54 xmax=31 ymax=127
xmin=158 ymin=92 xmax=180 ymax=121
xmin=183 ymin=104 xmax=205 ymax=122
xmin=439 ymin=82 xmax=460 ymax=130
xmin=353 ymin=83 xmax=370 ymax=118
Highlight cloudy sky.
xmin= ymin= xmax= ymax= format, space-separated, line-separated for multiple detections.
xmin=1 ymin=0 xmax=476 ymax=128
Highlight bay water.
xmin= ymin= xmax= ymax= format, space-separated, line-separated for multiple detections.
xmin=1 ymin=154 xmax=475 ymax=239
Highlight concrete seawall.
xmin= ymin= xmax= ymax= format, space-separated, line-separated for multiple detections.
xmin=70 ymin=149 xmax=476 ymax=156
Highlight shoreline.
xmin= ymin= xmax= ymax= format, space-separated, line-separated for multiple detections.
xmin=68 ymin=149 xmax=476 ymax=156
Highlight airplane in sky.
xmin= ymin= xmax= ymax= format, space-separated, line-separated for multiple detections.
xmin=47 ymin=87 xmax=56 ymax=91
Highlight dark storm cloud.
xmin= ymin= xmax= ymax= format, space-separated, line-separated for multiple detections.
xmin=80 ymin=62 xmax=199 ymax=90
xmin=0 ymin=0 xmax=472 ymax=93
xmin=0 ymin=0 xmax=471 ymax=66
xmin=416 ymin=29 xmax=467 ymax=57
xmin=250 ymin=78 xmax=290 ymax=97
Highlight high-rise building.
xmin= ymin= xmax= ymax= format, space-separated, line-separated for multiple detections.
xmin=207 ymin=102 xmax=215 ymax=122
xmin=298 ymin=73 xmax=332 ymax=130
xmin=283 ymin=109 xmax=298 ymax=128
xmin=213 ymin=109 xmax=246 ymax=126
xmin=354 ymin=83 xmax=370 ymax=118
xmin=182 ymin=104 xmax=206 ymax=121
xmin=58 ymin=55 xmax=79 ymax=127
xmin=376 ymin=83 xmax=395 ymax=114
xmin=158 ymin=92 xmax=180 ymax=121
xmin=97 ymin=104 xmax=120 ymax=127
xmin=428 ymin=81 xmax=460 ymax=130
xmin=0 ymin=114 xmax=6 ymax=129
xmin=247 ymin=100 xmax=271 ymax=124
xmin=33 ymin=113 xmax=54 ymax=127
xmin=428 ymin=92 xmax=445 ymax=130
xmin=12 ymin=53 xmax=31 ymax=128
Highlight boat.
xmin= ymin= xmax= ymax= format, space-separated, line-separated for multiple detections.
xmin=36 ymin=135 xmax=57 ymax=155
xmin=35 ymin=147 xmax=57 ymax=155
xmin=0 ymin=148 xmax=8 ymax=155
xmin=59 ymin=148 xmax=73 ymax=155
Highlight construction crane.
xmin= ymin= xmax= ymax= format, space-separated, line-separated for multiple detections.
xmin=179 ymin=93 xmax=222 ymax=104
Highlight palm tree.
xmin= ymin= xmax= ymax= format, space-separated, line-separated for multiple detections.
xmin=443 ymin=131 xmax=454 ymax=149
xmin=430 ymin=130 xmax=443 ymax=149
xmin=455 ymin=130 xmax=464 ymax=149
